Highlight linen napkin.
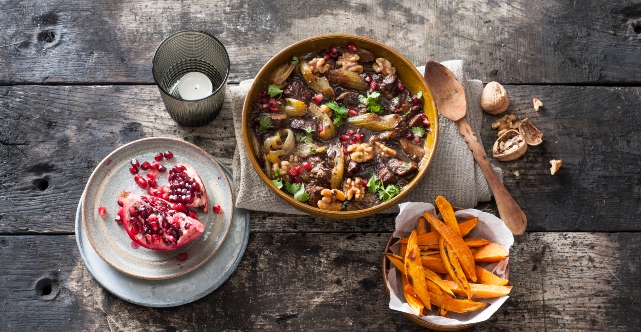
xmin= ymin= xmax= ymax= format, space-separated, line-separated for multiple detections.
xmin=229 ymin=60 xmax=502 ymax=214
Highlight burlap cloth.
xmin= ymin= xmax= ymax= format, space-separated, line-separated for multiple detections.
xmin=230 ymin=60 xmax=502 ymax=214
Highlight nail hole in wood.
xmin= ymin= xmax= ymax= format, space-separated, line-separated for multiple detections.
xmin=33 ymin=178 xmax=49 ymax=191
xmin=35 ymin=277 xmax=58 ymax=299
xmin=38 ymin=30 xmax=56 ymax=43
xmin=633 ymin=22 xmax=641 ymax=34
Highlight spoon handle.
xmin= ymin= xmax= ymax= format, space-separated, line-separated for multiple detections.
xmin=456 ymin=118 xmax=527 ymax=235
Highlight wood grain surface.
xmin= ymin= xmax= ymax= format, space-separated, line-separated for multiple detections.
xmin=1 ymin=84 xmax=639 ymax=233
xmin=0 ymin=233 xmax=638 ymax=331
xmin=1 ymin=0 xmax=640 ymax=84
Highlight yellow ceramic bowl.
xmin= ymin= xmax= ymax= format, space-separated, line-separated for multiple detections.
xmin=242 ymin=34 xmax=439 ymax=219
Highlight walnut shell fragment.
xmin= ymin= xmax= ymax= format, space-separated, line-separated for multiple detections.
xmin=481 ymin=82 xmax=509 ymax=115
xmin=518 ymin=118 xmax=543 ymax=146
xmin=550 ymin=159 xmax=562 ymax=175
xmin=493 ymin=129 xmax=527 ymax=161
xmin=533 ymin=98 xmax=544 ymax=111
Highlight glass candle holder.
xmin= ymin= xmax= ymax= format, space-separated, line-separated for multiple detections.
xmin=152 ymin=31 xmax=230 ymax=127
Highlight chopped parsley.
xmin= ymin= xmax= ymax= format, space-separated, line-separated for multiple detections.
xmin=267 ymin=84 xmax=284 ymax=98
xmin=296 ymin=126 xmax=314 ymax=143
xmin=257 ymin=116 xmax=272 ymax=133
xmin=391 ymin=96 xmax=400 ymax=104
xmin=291 ymin=56 xmax=299 ymax=64
xmin=271 ymin=177 xmax=284 ymax=189
xmin=411 ymin=126 xmax=425 ymax=138
xmin=367 ymin=174 xmax=400 ymax=202
xmin=326 ymin=101 xmax=349 ymax=126
xmin=285 ymin=182 xmax=310 ymax=202
xmin=358 ymin=91 xmax=383 ymax=114
xmin=403 ymin=162 xmax=411 ymax=168
xmin=310 ymin=146 xmax=317 ymax=154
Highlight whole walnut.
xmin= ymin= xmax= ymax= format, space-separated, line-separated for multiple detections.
xmin=481 ymin=82 xmax=509 ymax=115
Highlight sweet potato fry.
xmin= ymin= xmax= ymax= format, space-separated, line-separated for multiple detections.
xmin=435 ymin=195 xmax=460 ymax=236
xmin=400 ymin=231 xmax=439 ymax=246
xmin=459 ymin=218 xmax=478 ymax=237
xmin=464 ymin=238 xmax=490 ymax=248
xmin=405 ymin=230 xmax=431 ymax=310
xmin=423 ymin=267 xmax=455 ymax=296
xmin=428 ymin=290 xmax=487 ymax=313
xmin=440 ymin=237 xmax=471 ymax=300
xmin=474 ymin=242 xmax=509 ymax=263
xmin=425 ymin=212 xmax=477 ymax=282
xmin=403 ymin=282 xmax=425 ymax=316
xmin=386 ymin=253 xmax=405 ymax=273
xmin=419 ymin=250 xmax=440 ymax=256
xmin=420 ymin=256 xmax=448 ymax=274
xmin=400 ymin=242 xmax=407 ymax=257
xmin=442 ymin=280 xmax=513 ymax=299
xmin=476 ymin=265 xmax=509 ymax=286
xmin=416 ymin=216 xmax=429 ymax=235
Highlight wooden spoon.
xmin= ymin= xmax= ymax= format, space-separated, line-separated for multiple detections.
xmin=423 ymin=60 xmax=527 ymax=235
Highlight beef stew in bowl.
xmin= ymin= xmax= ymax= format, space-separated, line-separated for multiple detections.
xmin=242 ymin=35 xmax=439 ymax=218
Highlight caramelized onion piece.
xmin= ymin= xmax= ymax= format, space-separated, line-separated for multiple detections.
xmin=309 ymin=103 xmax=336 ymax=140
xmin=300 ymin=60 xmax=335 ymax=99
xmin=326 ymin=69 xmax=368 ymax=90
xmin=269 ymin=62 xmax=296 ymax=88
xmin=328 ymin=143 xmax=344 ymax=189
xmin=346 ymin=113 xmax=402 ymax=131
xmin=278 ymin=98 xmax=307 ymax=117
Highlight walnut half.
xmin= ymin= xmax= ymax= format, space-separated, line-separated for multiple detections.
xmin=342 ymin=177 xmax=365 ymax=201
xmin=347 ymin=143 xmax=374 ymax=163
xmin=317 ymin=189 xmax=346 ymax=211
xmin=372 ymin=58 xmax=396 ymax=76
xmin=492 ymin=130 xmax=527 ymax=161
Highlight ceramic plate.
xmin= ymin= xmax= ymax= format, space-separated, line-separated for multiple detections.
xmin=76 ymin=159 xmax=250 ymax=307
xmin=81 ymin=137 xmax=233 ymax=280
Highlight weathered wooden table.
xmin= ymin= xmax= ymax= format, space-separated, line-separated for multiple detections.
xmin=2 ymin=1 xmax=640 ymax=330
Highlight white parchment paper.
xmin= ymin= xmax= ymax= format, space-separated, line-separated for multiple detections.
xmin=386 ymin=202 xmax=514 ymax=326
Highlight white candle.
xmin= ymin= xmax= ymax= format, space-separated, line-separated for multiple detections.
xmin=177 ymin=72 xmax=213 ymax=100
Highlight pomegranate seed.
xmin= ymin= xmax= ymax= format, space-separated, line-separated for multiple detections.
xmin=318 ymin=124 xmax=324 ymax=133
xmin=148 ymin=179 xmax=158 ymax=188
xmin=173 ymin=203 xmax=187 ymax=213
xmin=130 ymin=159 xmax=140 ymax=168
xmin=129 ymin=166 xmax=138 ymax=174
xmin=340 ymin=134 xmax=350 ymax=141
xmin=295 ymin=166 xmax=302 ymax=173
xmin=362 ymin=179 xmax=368 ymax=186
xmin=330 ymin=46 xmax=338 ymax=54
xmin=141 ymin=161 xmax=151 ymax=170
xmin=348 ymin=109 xmax=357 ymax=116
xmin=154 ymin=153 xmax=164 ymax=161
xmin=213 ymin=205 xmax=222 ymax=214
xmin=397 ymin=83 xmax=405 ymax=91
xmin=260 ymin=91 xmax=268 ymax=97
xmin=412 ymin=96 xmax=420 ymax=105
xmin=157 ymin=164 xmax=167 ymax=172
xmin=269 ymin=98 xmax=277 ymax=106
xmin=293 ymin=177 xmax=301 ymax=184
xmin=164 ymin=151 xmax=174 ymax=159
xmin=414 ymin=136 xmax=421 ymax=144
xmin=135 ymin=174 xmax=147 ymax=189
xmin=131 ymin=241 xmax=140 ymax=249
xmin=98 ymin=206 xmax=106 ymax=217
xmin=147 ymin=172 xmax=157 ymax=180
xmin=178 ymin=253 xmax=188 ymax=261
xmin=353 ymin=133 xmax=362 ymax=142
xmin=262 ymin=103 xmax=270 ymax=109
xmin=370 ymin=81 xmax=377 ymax=91
xmin=347 ymin=130 xmax=354 ymax=135
xmin=347 ymin=43 xmax=358 ymax=52
xmin=188 ymin=210 xmax=198 ymax=219
xmin=117 ymin=198 xmax=124 ymax=207
xmin=303 ymin=161 xmax=311 ymax=171
xmin=406 ymin=132 xmax=414 ymax=140
xmin=349 ymin=139 xmax=356 ymax=145
xmin=269 ymin=107 xmax=279 ymax=113
xmin=288 ymin=167 xmax=299 ymax=177
xmin=342 ymin=146 xmax=347 ymax=153
xmin=423 ymin=119 xmax=431 ymax=127
xmin=323 ymin=53 xmax=331 ymax=60
xmin=151 ymin=162 xmax=161 ymax=170
xmin=312 ymin=94 xmax=323 ymax=104
xmin=184 ymin=222 xmax=191 ymax=230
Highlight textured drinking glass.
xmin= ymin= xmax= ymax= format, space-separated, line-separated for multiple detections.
xmin=152 ymin=31 xmax=230 ymax=127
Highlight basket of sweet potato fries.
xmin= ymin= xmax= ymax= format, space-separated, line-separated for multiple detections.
xmin=383 ymin=196 xmax=514 ymax=330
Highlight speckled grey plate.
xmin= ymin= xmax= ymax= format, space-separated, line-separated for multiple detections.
xmin=76 ymin=157 xmax=250 ymax=307
xmin=81 ymin=137 xmax=233 ymax=280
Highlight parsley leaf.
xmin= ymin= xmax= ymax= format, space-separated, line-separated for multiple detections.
xmin=268 ymin=84 xmax=284 ymax=98
xmin=411 ymin=126 xmax=425 ymax=138
xmin=359 ymin=91 xmax=383 ymax=114
xmin=291 ymin=56 xmax=299 ymax=64
xmin=326 ymin=101 xmax=349 ymax=126
xmin=367 ymin=174 xmax=400 ymax=201
xmin=304 ymin=126 xmax=314 ymax=134
xmin=258 ymin=116 xmax=272 ymax=133
xmin=271 ymin=178 xmax=283 ymax=189
xmin=285 ymin=181 xmax=309 ymax=202
xmin=310 ymin=146 xmax=316 ymax=154
xmin=274 ymin=169 xmax=281 ymax=177
xmin=367 ymin=174 xmax=380 ymax=193
xmin=296 ymin=126 xmax=314 ymax=143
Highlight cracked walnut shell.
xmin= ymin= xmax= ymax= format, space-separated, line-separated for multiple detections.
xmin=519 ymin=118 xmax=543 ymax=146
xmin=493 ymin=129 xmax=527 ymax=161
xmin=481 ymin=82 xmax=509 ymax=115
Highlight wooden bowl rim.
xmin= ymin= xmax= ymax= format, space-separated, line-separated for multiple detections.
xmin=241 ymin=34 xmax=439 ymax=219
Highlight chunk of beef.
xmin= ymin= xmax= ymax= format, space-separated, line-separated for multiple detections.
xmin=309 ymin=164 xmax=332 ymax=188
xmin=290 ymin=118 xmax=318 ymax=132
xmin=399 ymin=138 xmax=425 ymax=162
xmin=263 ymin=113 xmax=288 ymax=129
xmin=346 ymin=160 xmax=359 ymax=177
xmin=408 ymin=114 xmax=423 ymax=128
xmin=357 ymin=49 xmax=375 ymax=63
xmin=379 ymin=75 xmax=398 ymax=99
xmin=405 ymin=105 xmax=422 ymax=120
xmin=305 ymin=183 xmax=325 ymax=208
xmin=337 ymin=91 xmax=362 ymax=108
xmin=388 ymin=158 xmax=418 ymax=177
xmin=284 ymin=77 xmax=313 ymax=103
xmin=376 ymin=159 xmax=397 ymax=185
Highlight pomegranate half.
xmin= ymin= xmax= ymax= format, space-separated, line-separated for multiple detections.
xmin=117 ymin=191 xmax=205 ymax=251
xmin=168 ymin=162 xmax=208 ymax=211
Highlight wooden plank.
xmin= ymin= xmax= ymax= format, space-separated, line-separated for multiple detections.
xmin=1 ymin=84 xmax=640 ymax=233
xmin=1 ymin=0 xmax=641 ymax=84
xmin=1 ymin=232 xmax=640 ymax=331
